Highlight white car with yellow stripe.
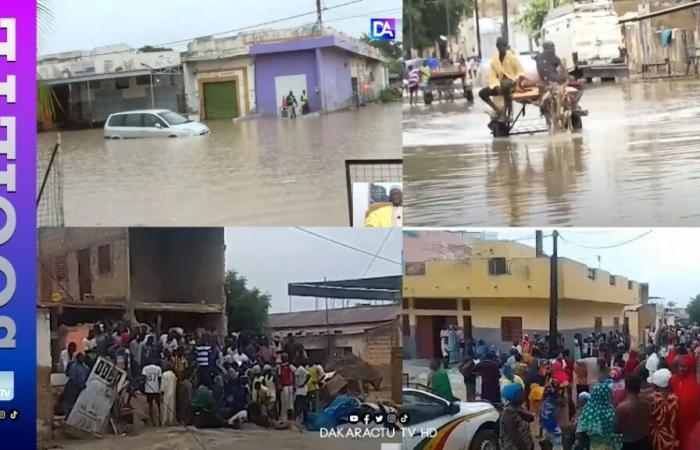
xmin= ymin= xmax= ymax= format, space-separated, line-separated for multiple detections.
xmin=402 ymin=388 xmax=500 ymax=450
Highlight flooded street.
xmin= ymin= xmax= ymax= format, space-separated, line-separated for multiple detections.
xmin=403 ymin=79 xmax=700 ymax=227
xmin=38 ymin=104 xmax=400 ymax=226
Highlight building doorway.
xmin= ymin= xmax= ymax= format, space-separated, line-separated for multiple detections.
xmin=415 ymin=315 xmax=458 ymax=359
xmin=203 ymin=80 xmax=239 ymax=119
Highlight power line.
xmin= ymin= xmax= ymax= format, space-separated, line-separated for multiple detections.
xmin=323 ymin=7 xmax=402 ymax=24
xmin=558 ymin=230 xmax=653 ymax=250
xmin=361 ymin=228 xmax=394 ymax=277
xmin=156 ymin=0 xmax=364 ymax=46
xmin=42 ymin=0 xmax=365 ymax=58
xmin=294 ymin=227 xmax=401 ymax=265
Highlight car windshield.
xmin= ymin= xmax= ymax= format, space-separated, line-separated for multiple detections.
xmin=158 ymin=111 xmax=190 ymax=125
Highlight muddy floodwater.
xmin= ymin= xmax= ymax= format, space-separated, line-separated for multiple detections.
xmin=38 ymin=104 xmax=400 ymax=226
xmin=403 ymin=79 xmax=700 ymax=227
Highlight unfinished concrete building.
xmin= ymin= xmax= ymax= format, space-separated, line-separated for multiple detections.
xmin=37 ymin=227 xmax=226 ymax=365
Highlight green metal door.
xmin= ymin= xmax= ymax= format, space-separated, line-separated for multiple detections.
xmin=203 ymin=81 xmax=238 ymax=119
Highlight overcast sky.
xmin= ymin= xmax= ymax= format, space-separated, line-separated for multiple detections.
xmin=38 ymin=0 xmax=402 ymax=55
xmin=448 ymin=228 xmax=700 ymax=307
xmin=225 ymin=228 xmax=401 ymax=313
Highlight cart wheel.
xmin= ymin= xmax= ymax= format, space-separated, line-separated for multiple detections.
xmin=465 ymin=89 xmax=474 ymax=103
xmin=571 ymin=115 xmax=583 ymax=131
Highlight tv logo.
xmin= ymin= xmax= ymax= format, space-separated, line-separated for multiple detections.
xmin=370 ymin=18 xmax=396 ymax=41
xmin=0 ymin=372 xmax=14 ymax=401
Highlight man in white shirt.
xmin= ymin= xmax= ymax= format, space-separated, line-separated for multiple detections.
xmin=294 ymin=363 xmax=310 ymax=424
xmin=142 ymin=361 xmax=163 ymax=426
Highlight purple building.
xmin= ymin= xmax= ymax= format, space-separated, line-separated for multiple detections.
xmin=251 ymin=35 xmax=387 ymax=117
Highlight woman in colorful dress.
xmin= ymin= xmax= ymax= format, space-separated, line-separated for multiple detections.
xmin=647 ymin=368 xmax=679 ymax=450
xmin=575 ymin=384 xmax=622 ymax=450
xmin=669 ymin=354 xmax=699 ymax=450
xmin=500 ymin=382 xmax=535 ymax=450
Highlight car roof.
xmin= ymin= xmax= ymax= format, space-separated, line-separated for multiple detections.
xmin=109 ymin=109 xmax=172 ymax=115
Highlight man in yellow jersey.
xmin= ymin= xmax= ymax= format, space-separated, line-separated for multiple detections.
xmin=478 ymin=37 xmax=528 ymax=116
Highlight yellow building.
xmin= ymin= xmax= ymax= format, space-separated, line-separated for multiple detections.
xmin=402 ymin=233 xmax=649 ymax=359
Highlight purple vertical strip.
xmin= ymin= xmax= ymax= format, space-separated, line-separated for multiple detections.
xmin=0 ymin=0 xmax=36 ymax=448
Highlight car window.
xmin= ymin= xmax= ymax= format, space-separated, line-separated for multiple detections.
xmin=158 ymin=110 xmax=190 ymax=126
xmin=123 ymin=114 xmax=143 ymax=127
xmin=107 ymin=114 xmax=126 ymax=127
xmin=402 ymin=391 xmax=450 ymax=425
xmin=142 ymin=114 xmax=166 ymax=128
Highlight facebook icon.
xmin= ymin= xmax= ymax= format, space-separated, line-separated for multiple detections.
xmin=0 ymin=372 xmax=14 ymax=401
xmin=370 ymin=18 xmax=396 ymax=41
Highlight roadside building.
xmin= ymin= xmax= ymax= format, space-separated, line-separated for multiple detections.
xmin=623 ymin=302 xmax=657 ymax=349
xmin=250 ymin=25 xmax=389 ymax=117
xmin=402 ymin=231 xmax=648 ymax=358
xmin=268 ymin=304 xmax=399 ymax=367
xmin=37 ymin=44 xmax=184 ymax=128
xmin=665 ymin=306 xmax=691 ymax=327
xmin=181 ymin=35 xmax=256 ymax=120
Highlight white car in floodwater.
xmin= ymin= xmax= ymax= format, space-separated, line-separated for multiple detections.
xmin=401 ymin=388 xmax=500 ymax=450
xmin=104 ymin=109 xmax=210 ymax=139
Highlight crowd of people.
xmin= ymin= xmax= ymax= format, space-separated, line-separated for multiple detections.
xmin=57 ymin=320 xmax=327 ymax=430
xmin=427 ymin=325 xmax=700 ymax=450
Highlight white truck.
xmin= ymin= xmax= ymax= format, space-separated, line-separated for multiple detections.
xmin=541 ymin=0 xmax=627 ymax=80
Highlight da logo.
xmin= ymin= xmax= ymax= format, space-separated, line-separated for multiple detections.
xmin=370 ymin=18 xmax=396 ymax=41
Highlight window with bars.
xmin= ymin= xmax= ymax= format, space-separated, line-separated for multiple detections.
xmin=98 ymin=244 xmax=111 ymax=274
xmin=55 ymin=255 xmax=67 ymax=281
xmin=405 ymin=262 xmax=425 ymax=276
xmin=595 ymin=317 xmax=603 ymax=333
xmin=501 ymin=317 xmax=522 ymax=343
xmin=588 ymin=268 xmax=597 ymax=280
xmin=613 ymin=317 xmax=620 ymax=332
xmin=488 ymin=257 xmax=507 ymax=275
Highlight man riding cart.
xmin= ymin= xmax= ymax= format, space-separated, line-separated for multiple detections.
xmin=479 ymin=38 xmax=586 ymax=137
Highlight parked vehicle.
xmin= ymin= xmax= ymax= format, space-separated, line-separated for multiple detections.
xmin=104 ymin=109 xmax=210 ymax=139
xmin=541 ymin=0 xmax=627 ymax=80
xmin=401 ymin=388 xmax=500 ymax=450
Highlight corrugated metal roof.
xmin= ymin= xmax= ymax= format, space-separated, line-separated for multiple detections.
xmin=267 ymin=305 xmax=399 ymax=329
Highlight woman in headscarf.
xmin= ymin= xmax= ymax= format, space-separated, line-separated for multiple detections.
xmin=500 ymin=383 xmax=535 ymax=450
xmin=540 ymin=378 xmax=564 ymax=447
xmin=575 ymin=384 xmax=622 ymax=450
xmin=670 ymin=354 xmax=699 ymax=450
xmin=501 ymin=361 xmax=525 ymax=396
xmin=648 ymin=368 xmax=679 ymax=450
xmin=623 ymin=349 xmax=640 ymax=376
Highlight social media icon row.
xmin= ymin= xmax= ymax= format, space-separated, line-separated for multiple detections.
xmin=0 ymin=409 xmax=20 ymax=420
xmin=348 ymin=412 xmax=409 ymax=424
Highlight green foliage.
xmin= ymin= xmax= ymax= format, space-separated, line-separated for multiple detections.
xmin=37 ymin=1 xmax=61 ymax=122
xmin=519 ymin=0 xmax=571 ymax=40
xmin=225 ymin=270 xmax=271 ymax=333
xmin=378 ymin=87 xmax=402 ymax=103
xmin=404 ymin=0 xmax=472 ymax=52
xmin=687 ymin=295 xmax=700 ymax=325
xmin=138 ymin=45 xmax=174 ymax=53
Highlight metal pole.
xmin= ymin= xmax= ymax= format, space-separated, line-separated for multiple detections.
xmin=408 ymin=0 xmax=414 ymax=58
xmin=501 ymin=0 xmax=509 ymax=44
xmin=474 ymin=0 xmax=482 ymax=59
xmin=549 ymin=230 xmax=559 ymax=354
xmin=445 ymin=0 xmax=453 ymax=59
xmin=149 ymin=71 xmax=155 ymax=108
xmin=317 ymin=0 xmax=322 ymax=28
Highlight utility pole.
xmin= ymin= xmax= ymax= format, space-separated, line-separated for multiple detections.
xmin=316 ymin=0 xmax=323 ymax=29
xmin=445 ymin=0 xmax=453 ymax=59
xmin=501 ymin=0 xmax=509 ymax=44
xmin=474 ymin=0 xmax=482 ymax=59
xmin=535 ymin=230 xmax=544 ymax=257
xmin=549 ymin=230 xmax=559 ymax=354
xmin=408 ymin=0 xmax=414 ymax=58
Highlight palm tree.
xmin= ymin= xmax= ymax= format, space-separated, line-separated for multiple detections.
xmin=37 ymin=1 xmax=61 ymax=123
